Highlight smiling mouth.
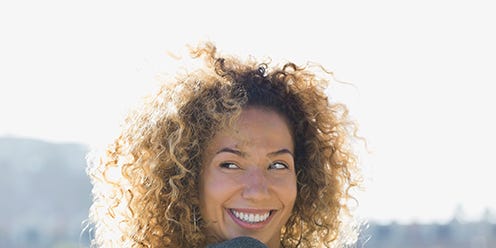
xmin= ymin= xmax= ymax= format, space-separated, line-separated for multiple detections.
xmin=229 ymin=209 xmax=273 ymax=224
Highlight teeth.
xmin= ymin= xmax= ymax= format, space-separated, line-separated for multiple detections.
xmin=231 ymin=210 xmax=270 ymax=223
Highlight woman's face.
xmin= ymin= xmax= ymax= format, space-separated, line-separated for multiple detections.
xmin=199 ymin=107 xmax=297 ymax=248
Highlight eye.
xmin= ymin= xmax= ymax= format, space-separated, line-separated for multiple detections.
xmin=268 ymin=161 xmax=289 ymax=170
xmin=219 ymin=162 xmax=240 ymax=169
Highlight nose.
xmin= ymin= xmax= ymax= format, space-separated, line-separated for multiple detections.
xmin=241 ymin=168 xmax=270 ymax=201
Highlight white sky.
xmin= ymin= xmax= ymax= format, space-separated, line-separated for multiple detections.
xmin=1 ymin=0 xmax=495 ymax=224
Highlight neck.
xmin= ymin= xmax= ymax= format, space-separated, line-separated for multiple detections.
xmin=266 ymin=237 xmax=281 ymax=248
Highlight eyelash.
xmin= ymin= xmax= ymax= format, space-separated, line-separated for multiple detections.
xmin=219 ymin=162 xmax=289 ymax=170
xmin=269 ymin=162 xmax=289 ymax=170
xmin=220 ymin=162 xmax=239 ymax=169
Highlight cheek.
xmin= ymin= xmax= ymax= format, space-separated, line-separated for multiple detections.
xmin=284 ymin=177 xmax=298 ymax=207
xmin=199 ymin=170 xmax=235 ymax=219
xmin=273 ymin=173 xmax=297 ymax=196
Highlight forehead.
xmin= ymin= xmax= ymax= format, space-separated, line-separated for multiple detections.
xmin=207 ymin=107 xmax=294 ymax=152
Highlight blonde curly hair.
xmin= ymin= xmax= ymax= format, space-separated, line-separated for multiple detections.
xmin=87 ymin=42 xmax=362 ymax=247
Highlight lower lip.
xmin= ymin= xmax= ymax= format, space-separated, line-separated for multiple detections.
xmin=227 ymin=209 xmax=275 ymax=229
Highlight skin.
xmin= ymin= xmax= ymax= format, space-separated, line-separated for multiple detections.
xmin=199 ymin=107 xmax=297 ymax=248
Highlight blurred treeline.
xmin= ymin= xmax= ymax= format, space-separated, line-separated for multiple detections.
xmin=0 ymin=137 xmax=92 ymax=248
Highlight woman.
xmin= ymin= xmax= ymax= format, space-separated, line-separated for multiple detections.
xmin=87 ymin=42 xmax=362 ymax=247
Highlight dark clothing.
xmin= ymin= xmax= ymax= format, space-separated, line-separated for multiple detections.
xmin=206 ymin=236 xmax=268 ymax=248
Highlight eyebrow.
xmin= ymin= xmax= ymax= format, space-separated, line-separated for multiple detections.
xmin=267 ymin=148 xmax=294 ymax=158
xmin=216 ymin=147 xmax=247 ymax=157
xmin=215 ymin=147 xmax=294 ymax=158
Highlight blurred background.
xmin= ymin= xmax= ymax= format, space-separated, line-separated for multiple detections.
xmin=1 ymin=0 xmax=495 ymax=247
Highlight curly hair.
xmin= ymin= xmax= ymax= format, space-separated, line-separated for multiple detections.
xmin=87 ymin=42 xmax=362 ymax=247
